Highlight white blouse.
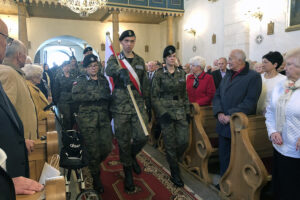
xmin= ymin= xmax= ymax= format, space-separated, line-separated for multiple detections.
xmin=265 ymin=79 xmax=300 ymax=158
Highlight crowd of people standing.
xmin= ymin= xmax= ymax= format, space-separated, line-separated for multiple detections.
xmin=0 ymin=16 xmax=300 ymax=200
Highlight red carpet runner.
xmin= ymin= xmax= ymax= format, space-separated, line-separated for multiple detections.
xmin=100 ymin=140 xmax=198 ymax=200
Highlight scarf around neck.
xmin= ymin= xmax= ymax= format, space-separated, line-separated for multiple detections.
xmin=276 ymin=79 xmax=300 ymax=132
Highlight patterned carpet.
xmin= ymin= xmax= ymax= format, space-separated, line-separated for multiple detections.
xmin=99 ymin=140 xmax=199 ymax=200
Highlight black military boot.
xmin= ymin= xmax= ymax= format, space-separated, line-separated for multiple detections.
xmin=170 ymin=165 xmax=184 ymax=187
xmin=132 ymin=156 xmax=141 ymax=175
xmin=92 ymin=173 xmax=104 ymax=194
xmin=123 ymin=166 xmax=135 ymax=192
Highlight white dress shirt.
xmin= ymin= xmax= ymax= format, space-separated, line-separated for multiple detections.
xmin=265 ymin=79 xmax=300 ymax=158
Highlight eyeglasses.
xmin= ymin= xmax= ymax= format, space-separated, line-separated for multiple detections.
xmin=0 ymin=32 xmax=14 ymax=45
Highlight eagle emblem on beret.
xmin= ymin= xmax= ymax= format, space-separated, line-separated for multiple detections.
xmin=90 ymin=57 xmax=95 ymax=62
xmin=168 ymin=49 xmax=173 ymax=54
xmin=128 ymin=31 xmax=132 ymax=36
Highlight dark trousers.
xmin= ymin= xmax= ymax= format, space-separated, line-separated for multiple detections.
xmin=273 ymin=149 xmax=300 ymax=200
xmin=219 ymin=135 xmax=231 ymax=176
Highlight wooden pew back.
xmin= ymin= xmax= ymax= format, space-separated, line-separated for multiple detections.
xmin=29 ymin=131 xmax=59 ymax=181
xmin=220 ymin=113 xmax=272 ymax=200
xmin=183 ymin=104 xmax=218 ymax=184
xmin=38 ymin=113 xmax=56 ymax=137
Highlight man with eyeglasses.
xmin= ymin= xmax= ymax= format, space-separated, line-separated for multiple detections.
xmin=0 ymin=18 xmax=43 ymax=198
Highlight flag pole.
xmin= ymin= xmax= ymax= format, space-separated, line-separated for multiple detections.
xmin=106 ymin=32 xmax=149 ymax=136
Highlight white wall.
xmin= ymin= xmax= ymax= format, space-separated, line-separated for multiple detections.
xmin=26 ymin=17 xmax=167 ymax=63
xmin=248 ymin=0 xmax=300 ymax=61
xmin=181 ymin=0 xmax=300 ymax=65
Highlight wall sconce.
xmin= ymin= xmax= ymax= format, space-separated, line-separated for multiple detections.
xmin=245 ymin=7 xmax=263 ymax=21
xmin=267 ymin=21 xmax=274 ymax=35
xmin=184 ymin=28 xmax=196 ymax=36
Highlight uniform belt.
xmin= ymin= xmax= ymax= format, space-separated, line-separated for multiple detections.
xmin=160 ymin=96 xmax=179 ymax=100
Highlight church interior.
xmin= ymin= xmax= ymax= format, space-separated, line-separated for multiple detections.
xmin=0 ymin=0 xmax=300 ymax=199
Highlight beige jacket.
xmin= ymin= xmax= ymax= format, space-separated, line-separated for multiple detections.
xmin=26 ymin=80 xmax=51 ymax=121
xmin=0 ymin=63 xmax=38 ymax=139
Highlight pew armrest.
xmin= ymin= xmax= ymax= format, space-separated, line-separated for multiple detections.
xmin=16 ymin=176 xmax=65 ymax=200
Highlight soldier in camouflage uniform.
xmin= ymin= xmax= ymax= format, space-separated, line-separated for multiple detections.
xmin=72 ymin=54 xmax=112 ymax=193
xmin=106 ymin=30 xmax=150 ymax=192
xmin=151 ymin=45 xmax=190 ymax=187
xmin=52 ymin=61 xmax=77 ymax=130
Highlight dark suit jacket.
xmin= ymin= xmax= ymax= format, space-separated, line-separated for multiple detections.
xmin=212 ymin=69 xmax=230 ymax=89
xmin=0 ymin=166 xmax=16 ymax=200
xmin=0 ymin=83 xmax=29 ymax=178
xmin=212 ymin=63 xmax=262 ymax=138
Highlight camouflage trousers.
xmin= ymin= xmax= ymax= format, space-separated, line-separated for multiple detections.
xmin=77 ymin=105 xmax=112 ymax=176
xmin=160 ymin=119 xmax=189 ymax=168
xmin=113 ymin=112 xmax=148 ymax=167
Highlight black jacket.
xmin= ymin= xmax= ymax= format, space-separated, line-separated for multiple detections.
xmin=0 ymin=166 xmax=15 ymax=200
xmin=212 ymin=69 xmax=231 ymax=89
xmin=212 ymin=63 xmax=262 ymax=138
xmin=0 ymin=83 xmax=29 ymax=178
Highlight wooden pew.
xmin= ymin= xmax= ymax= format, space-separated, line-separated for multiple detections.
xmin=29 ymin=131 xmax=59 ymax=182
xmin=16 ymin=176 xmax=66 ymax=200
xmin=38 ymin=113 xmax=56 ymax=137
xmin=182 ymin=104 xmax=218 ymax=184
xmin=219 ymin=112 xmax=273 ymax=200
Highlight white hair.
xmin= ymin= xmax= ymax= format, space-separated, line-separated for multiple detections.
xmin=25 ymin=56 xmax=32 ymax=64
xmin=285 ymin=47 xmax=300 ymax=67
xmin=189 ymin=56 xmax=206 ymax=70
xmin=5 ymin=40 xmax=26 ymax=58
xmin=22 ymin=64 xmax=43 ymax=81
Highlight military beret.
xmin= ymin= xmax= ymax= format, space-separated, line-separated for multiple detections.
xmin=119 ymin=30 xmax=136 ymax=41
xmin=61 ymin=60 xmax=70 ymax=67
xmin=163 ymin=45 xmax=176 ymax=58
xmin=83 ymin=47 xmax=93 ymax=54
xmin=262 ymin=51 xmax=283 ymax=69
xmin=83 ymin=54 xmax=98 ymax=68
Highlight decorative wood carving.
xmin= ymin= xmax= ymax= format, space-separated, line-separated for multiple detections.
xmin=219 ymin=113 xmax=272 ymax=200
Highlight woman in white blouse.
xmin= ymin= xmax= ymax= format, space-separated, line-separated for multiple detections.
xmin=265 ymin=48 xmax=300 ymax=200
xmin=257 ymin=51 xmax=286 ymax=114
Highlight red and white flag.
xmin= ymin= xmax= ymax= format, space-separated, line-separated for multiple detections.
xmin=104 ymin=34 xmax=115 ymax=93
xmin=105 ymin=34 xmax=142 ymax=95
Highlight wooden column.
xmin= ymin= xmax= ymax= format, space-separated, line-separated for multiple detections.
xmin=167 ymin=15 xmax=174 ymax=46
xmin=112 ymin=10 xmax=120 ymax=53
xmin=18 ymin=3 xmax=28 ymax=50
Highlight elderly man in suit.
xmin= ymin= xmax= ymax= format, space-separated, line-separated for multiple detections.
xmin=213 ymin=49 xmax=262 ymax=176
xmin=0 ymin=39 xmax=38 ymax=140
xmin=212 ymin=57 xmax=230 ymax=89
xmin=0 ymin=18 xmax=43 ymax=197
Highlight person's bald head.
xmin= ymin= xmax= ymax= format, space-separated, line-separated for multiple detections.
xmin=228 ymin=49 xmax=246 ymax=71
xmin=0 ymin=19 xmax=8 ymax=63
xmin=5 ymin=39 xmax=27 ymax=68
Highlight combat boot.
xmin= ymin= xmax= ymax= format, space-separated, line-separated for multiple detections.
xmin=123 ymin=166 xmax=135 ymax=192
xmin=92 ymin=173 xmax=104 ymax=194
xmin=170 ymin=165 xmax=184 ymax=187
xmin=132 ymin=156 xmax=141 ymax=174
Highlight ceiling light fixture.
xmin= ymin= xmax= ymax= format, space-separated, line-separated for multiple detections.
xmin=59 ymin=0 xmax=107 ymax=17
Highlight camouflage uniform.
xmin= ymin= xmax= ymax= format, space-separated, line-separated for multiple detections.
xmin=106 ymin=51 xmax=150 ymax=167
xmin=52 ymin=72 xmax=77 ymax=130
xmin=72 ymin=73 xmax=112 ymax=179
xmin=151 ymin=66 xmax=190 ymax=171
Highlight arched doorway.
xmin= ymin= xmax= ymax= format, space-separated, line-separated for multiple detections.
xmin=34 ymin=35 xmax=99 ymax=67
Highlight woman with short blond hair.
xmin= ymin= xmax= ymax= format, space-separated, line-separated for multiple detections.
xmin=22 ymin=64 xmax=51 ymax=121
xmin=265 ymin=47 xmax=300 ymax=200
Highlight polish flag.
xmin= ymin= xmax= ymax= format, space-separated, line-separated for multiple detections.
xmin=104 ymin=34 xmax=115 ymax=92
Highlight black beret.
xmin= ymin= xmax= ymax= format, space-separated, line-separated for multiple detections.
xmin=163 ymin=45 xmax=176 ymax=58
xmin=119 ymin=30 xmax=136 ymax=41
xmin=61 ymin=60 xmax=70 ymax=67
xmin=262 ymin=51 xmax=283 ymax=69
xmin=83 ymin=54 xmax=98 ymax=68
xmin=83 ymin=47 xmax=93 ymax=54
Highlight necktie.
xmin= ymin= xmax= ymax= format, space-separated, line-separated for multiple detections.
xmin=193 ymin=75 xmax=199 ymax=88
